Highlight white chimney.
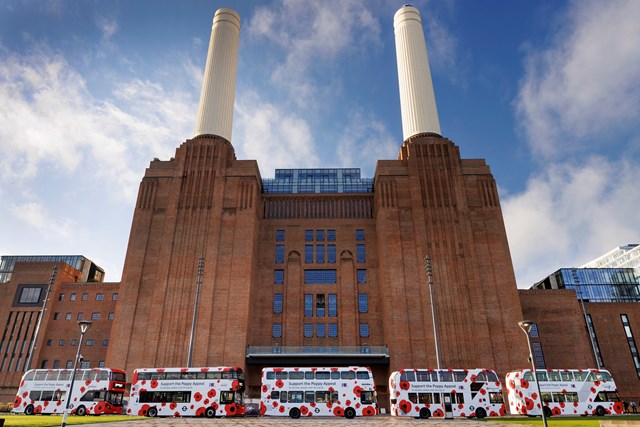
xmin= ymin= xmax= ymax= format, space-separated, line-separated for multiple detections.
xmin=194 ymin=8 xmax=240 ymax=141
xmin=394 ymin=5 xmax=441 ymax=140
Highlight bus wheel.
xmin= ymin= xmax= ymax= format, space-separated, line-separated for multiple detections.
xmin=76 ymin=405 xmax=87 ymax=416
xmin=344 ymin=407 xmax=356 ymax=419
xmin=25 ymin=404 xmax=35 ymax=415
xmin=205 ymin=407 xmax=216 ymax=418
xmin=419 ymin=408 xmax=431 ymax=419
xmin=289 ymin=407 xmax=301 ymax=419
xmin=475 ymin=407 xmax=486 ymax=419
xmin=595 ymin=406 xmax=606 ymax=417
xmin=542 ymin=407 xmax=552 ymax=418
xmin=147 ymin=406 xmax=158 ymax=417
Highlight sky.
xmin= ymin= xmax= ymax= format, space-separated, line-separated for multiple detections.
xmin=1 ymin=0 xmax=639 ymax=288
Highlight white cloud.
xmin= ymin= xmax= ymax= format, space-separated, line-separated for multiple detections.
xmin=503 ymin=157 xmax=640 ymax=287
xmin=9 ymin=202 xmax=73 ymax=240
xmin=516 ymin=0 xmax=640 ymax=158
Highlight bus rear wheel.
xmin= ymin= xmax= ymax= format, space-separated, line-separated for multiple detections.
xmin=595 ymin=406 xmax=606 ymax=417
xmin=25 ymin=404 xmax=35 ymax=415
xmin=542 ymin=407 xmax=552 ymax=418
xmin=476 ymin=407 xmax=486 ymax=419
xmin=147 ymin=406 xmax=158 ymax=417
xmin=76 ymin=405 xmax=87 ymax=416
xmin=419 ymin=408 xmax=431 ymax=419
xmin=289 ymin=407 xmax=301 ymax=419
xmin=205 ymin=407 xmax=216 ymax=418
xmin=344 ymin=407 xmax=356 ymax=419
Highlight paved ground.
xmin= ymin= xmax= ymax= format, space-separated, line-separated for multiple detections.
xmin=73 ymin=416 xmax=531 ymax=427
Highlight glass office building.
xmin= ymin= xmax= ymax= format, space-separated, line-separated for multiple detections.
xmin=262 ymin=168 xmax=374 ymax=194
xmin=0 ymin=255 xmax=104 ymax=284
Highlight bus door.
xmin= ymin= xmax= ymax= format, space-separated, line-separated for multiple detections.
xmin=443 ymin=394 xmax=453 ymax=419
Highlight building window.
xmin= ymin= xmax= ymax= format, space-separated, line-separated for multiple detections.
xmin=327 ymin=244 xmax=336 ymax=263
xmin=586 ymin=314 xmax=604 ymax=367
xmin=102 ymin=339 xmax=109 ymax=346
xmin=53 ymin=312 xmax=60 ymax=320
xmin=82 ymin=293 xmax=88 ymax=301
xmin=304 ymin=294 xmax=313 ymax=317
xmin=71 ymin=339 xmax=78 ymax=346
xmin=316 ymin=294 xmax=325 ymax=317
xmin=77 ymin=312 xmax=84 ymax=320
xmin=532 ymin=342 xmax=546 ymax=369
xmin=53 ymin=360 xmax=60 ymax=369
xmin=356 ymin=244 xmax=366 ymax=263
xmin=112 ymin=293 xmax=118 ymax=301
xmin=81 ymin=360 xmax=90 ymax=369
xmin=358 ymin=294 xmax=368 ymax=313
xmin=305 ymin=245 xmax=313 ymax=264
xmin=356 ymin=229 xmax=365 ymax=241
xmin=66 ymin=360 xmax=73 ymax=369
xmin=59 ymin=339 xmax=65 ymax=346
xmin=46 ymin=339 xmax=52 ymax=346
xmin=91 ymin=312 xmax=101 ymax=320
xmin=316 ymin=230 xmax=324 ymax=242
xmin=328 ymin=323 xmax=338 ymax=337
xmin=276 ymin=230 xmax=285 ymax=241
xmin=304 ymin=270 xmax=336 ymax=284
xmin=96 ymin=293 xmax=104 ymax=301
xmin=317 ymin=324 xmax=326 ymax=338
xmin=305 ymin=230 xmax=313 ymax=241
xmin=272 ymin=323 xmax=282 ymax=338
xmin=108 ymin=312 xmax=115 ymax=320
xmin=70 ymin=293 xmax=76 ymax=301
xmin=273 ymin=294 xmax=283 ymax=314
xmin=274 ymin=270 xmax=284 ymax=285
xmin=275 ymin=245 xmax=285 ymax=264
xmin=65 ymin=312 xmax=71 ymax=320
xmin=86 ymin=339 xmax=94 ymax=346
xmin=98 ymin=360 xmax=105 ymax=368
xmin=328 ymin=294 xmax=337 ymax=317
xmin=19 ymin=287 xmax=42 ymax=304
xmin=316 ymin=245 xmax=325 ymax=264
xmin=621 ymin=314 xmax=640 ymax=377
xmin=304 ymin=323 xmax=313 ymax=338
xmin=529 ymin=323 xmax=540 ymax=338
xmin=359 ymin=323 xmax=369 ymax=337
xmin=58 ymin=293 xmax=64 ymax=301
xmin=40 ymin=360 xmax=47 ymax=369
xmin=327 ymin=230 xmax=336 ymax=241
xmin=357 ymin=269 xmax=367 ymax=284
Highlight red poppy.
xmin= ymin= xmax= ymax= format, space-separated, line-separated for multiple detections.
xmin=138 ymin=404 xmax=150 ymax=416
xmin=552 ymin=407 xmax=562 ymax=416
xmin=195 ymin=407 xmax=206 ymax=417
xmin=353 ymin=385 xmax=363 ymax=397
xmin=300 ymin=406 xmax=309 ymax=415
xmin=208 ymin=388 xmax=217 ymax=398
xmin=261 ymin=384 xmax=268 ymax=393
xmin=170 ymin=402 xmax=177 ymax=410
xmin=275 ymin=379 xmax=284 ymax=388
xmin=194 ymin=392 xmax=202 ymax=402
xmin=399 ymin=381 xmax=410 ymax=390
xmin=232 ymin=380 xmax=240 ymax=391
xmin=362 ymin=406 xmax=375 ymax=416
xmin=260 ymin=401 xmax=267 ymax=415
xmin=433 ymin=409 xmax=444 ymax=417
xmin=13 ymin=396 xmax=21 ymax=408
xmin=225 ymin=403 xmax=238 ymax=415
xmin=520 ymin=378 xmax=530 ymax=389
xmin=613 ymin=402 xmax=624 ymax=414
xmin=333 ymin=406 xmax=344 ymax=416
xmin=525 ymin=397 xmax=535 ymax=410
xmin=150 ymin=380 xmax=159 ymax=389
xmin=278 ymin=405 xmax=285 ymax=413
xmin=399 ymin=400 xmax=412 ymax=413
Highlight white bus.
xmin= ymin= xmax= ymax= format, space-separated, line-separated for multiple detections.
xmin=12 ymin=368 xmax=127 ymax=416
xmin=506 ymin=369 xmax=624 ymax=417
xmin=389 ymin=368 xmax=506 ymax=419
xmin=128 ymin=366 xmax=245 ymax=417
xmin=260 ymin=366 xmax=377 ymax=419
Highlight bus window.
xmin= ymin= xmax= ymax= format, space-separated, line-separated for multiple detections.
xmin=58 ymin=371 xmax=71 ymax=381
xmin=45 ymin=371 xmax=59 ymax=381
xmin=305 ymin=371 xmax=314 ymax=380
xmin=83 ymin=371 xmax=95 ymax=382
xmin=552 ymin=392 xmax=565 ymax=402
xmin=439 ymin=371 xmax=453 ymax=382
xmin=418 ymin=393 xmax=430 ymax=404
xmin=408 ymin=393 xmax=417 ymax=404
xmin=96 ymin=370 xmax=109 ymax=381
xmin=536 ymin=371 xmax=548 ymax=382
xmin=523 ymin=371 xmax=534 ymax=381
xmin=361 ymin=391 xmax=375 ymax=404
xmin=138 ymin=372 xmax=151 ymax=381
xmin=289 ymin=371 xmax=304 ymax=380
xmin=207 ymin=371 xmax=222 ymax=380
xmin=331 ymin=371 xmax=340 ymax=380
xmin=107 ymin=391 xmax=123 ymax=405
xmin=305 ymin=391 xmax=314 ymax=403
xmin=34 ymin=371 xmax=47 ymax=381
xmin=53 ymin=391 xmax=66 ymax=401
xmin=29 ymin=391 xmax=41 ymax=401
xmin=331 ymin=392 xmax=339 ymax=403
xmin=181 ymin=372 xmax=197 ymax=380
xmin=289 ymin=391 xmax=304 ymax=403
xmin=489 ymin=392 xmax=502 ymax=404
xmin=475 ymin=372 xmax=487 ymax=382
xmin=574 ymin=371 xmax=587 ymax=381
xmin=316 ymin=391 xmax=330 ymax=403
xmin=196 ymin=372 xmax=206 ymax=379
xmin=561 ymin=371 xmax=573 ymax=381
xmin=401 ymin=371 xmax=416 ymax=382
xmin=541 ymin=392 xmax=552 ymax=403
xmin=280 ymin=391 xmax=287 ymax=403
xmin=41 ymin=391 xmax=53 ymax=401
xmin=266 ymin=371 xmax=275 ymax=380
xmin=433 ymin=393 xmax=441 ymax=404
xmin=24 ymin=371 xmax=35 ymax=381
xmin=316 ymin=371 xmax=330 ymax=379
xmin=166 ymin=372 xmax=180 ymax=380
xmin=597 ymin=371 xmax=613 ymax=382
xmin=342 ymin=371 xmax=356 ymax=380
xmin=356 ymin=371 xmax=370 ymax=380
xmin=565 ymin=392 xmax=579 ymax=402
xmin=416 ymin=370 xmax=430 ymax=382
xmin=453 ymin=393 xmax=465 ymax=404
xmin=454 ymin=370 xmax=467 ymax=382
xmin=222 ymin=371 xmax=233 ymax=379
xmin=548 ymin=371 xmax=561 ymax=381
xmin=271 ymin=391 xmax=280 ymax=400
xmin=220 ymin=391 xmax=234 ymax=404
xmin=586 ymin=372 xmax=597 ymax=382
xmin=487 ymin=371 xmax=499 ymax=382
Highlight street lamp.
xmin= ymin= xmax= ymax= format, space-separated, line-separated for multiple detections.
xmin=571 ymin=268 xmax=602 ymax=368
xmin=518 ymin=320 xmax=548 ymax=427
xmin=61 ymin=320 xmax=92 ymax=427
xmin=425 ymin=256 xmax=441 ymax=368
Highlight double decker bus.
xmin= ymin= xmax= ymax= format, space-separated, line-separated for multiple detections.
xmin=12 ymin=368 xmax=126 ymax=416
xmin=506 ymin=369 xmax=623 ymax=417
xmin=128 ymin=366 xmax=245 ymax=418
xmin=260 ymin=366 xmax=377 ymax=419
xmin=389 ymin=368 xmax=506 ymax=419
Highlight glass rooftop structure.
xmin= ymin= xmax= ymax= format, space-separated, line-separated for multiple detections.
xmin=0 ymin=255 xmax=104 ymax=284
xmin=262 ymin=168 xmax=373 ymax=194
xmin=532 ymin=267 xmax=640 ymax=303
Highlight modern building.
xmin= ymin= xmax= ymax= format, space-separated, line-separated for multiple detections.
xmin=0 ymin=257 xmax=117 ymax=402
xmin=0 ymin=255 xmax=105 ymax=284
xmin=105 ymin=5 xmax=527 ymax=406
xmin=582 ymin=244 xmax=640 ymax=283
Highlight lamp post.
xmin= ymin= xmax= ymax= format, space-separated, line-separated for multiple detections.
xmin=187 ymin=256 xmax=204 ymax=367
xmin=518 ymin=320 xmax=548 ymax=427
xmin=25 ymin=265 xmax=57 ymax=371
xmin=571 ymin=268 xmax=602 ymax=368
xmin=425 ymin=256 xmax=441 ymax=368
xmin=61 ymin=320 xmax=92 ymax=427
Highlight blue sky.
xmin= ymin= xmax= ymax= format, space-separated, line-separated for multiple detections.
xmin=1 ymin=0 xmax=639 ymax=287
